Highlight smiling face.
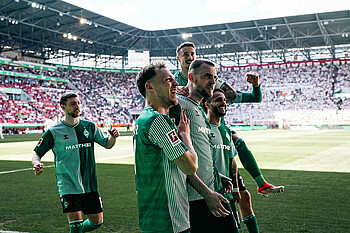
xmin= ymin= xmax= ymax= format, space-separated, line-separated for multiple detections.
xmin=191 ymin=63 xmax=216 ymax=99
xmin=62 ymin=97 xmax=81 ymax=118
xmin=177 ymin=46 xmax=196 ymax=71
xmin=208 ymin=90 xmax=227 ymax=117
xmin=150 ymin=67 xmax=179 ymax=108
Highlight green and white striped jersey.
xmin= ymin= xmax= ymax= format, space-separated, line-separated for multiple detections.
xmin=34 ymin=119 xmax=108 ymax=196
xmin=174 ymin=95 xmax=216 ymax=201
xmin=134 ymin=107 xmax=190 ymax=233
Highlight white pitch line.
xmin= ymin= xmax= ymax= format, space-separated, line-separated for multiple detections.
xmin=0 ymin=155 xmax=134 ymax=175
xmin=0 ymin=165 xmax=55 ymax=175
xmin=0 ymin=231 xmax=28 ymax=233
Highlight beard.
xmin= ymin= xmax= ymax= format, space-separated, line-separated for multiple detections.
xmin=197 ymin=85 xmax=213 ymax=99
xmin=156 ymin=92 xmax=178 ymax=108
xmin=68 ymin=110 xmax=80 ymax=118
xmin=212 ymin=105 xmax=226 ymax=117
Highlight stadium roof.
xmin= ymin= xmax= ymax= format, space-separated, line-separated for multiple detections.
xmin=1 ymin=0 xmax=350 ymax=61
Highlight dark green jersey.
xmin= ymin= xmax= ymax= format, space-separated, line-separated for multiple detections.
xmin=230 ymin=86 xmax=262 ymax=103
xmin=134 ymin=107 xmax=190 ymax=233
xmin=34 ymin=119 xmax=108 ymax=196
xmin=210 ymin=124 xmax=236 ymax=177
xmin=174 ymin=71 xmax=188 ymax=87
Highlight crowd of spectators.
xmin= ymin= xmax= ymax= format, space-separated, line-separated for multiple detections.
xmin=219 ymin=63 xmax=350 ymax=126
xmin=1 ymin=61 xmax=349 ymax=129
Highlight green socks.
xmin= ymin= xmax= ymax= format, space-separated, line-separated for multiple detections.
xmin=243 ymin=214 xmax=259 ymax=233
xmin=69 ymin=220 xmax=83 ymax=233
xmin=254 ymin=175 xmax=267 ymax=188
xmin=69 ymin=220 xmax=103 ymax=232
xmin=82 ymin=219 xmax=103 ymax=232
xmin=234 ymin=138 xmax=267 ymax=188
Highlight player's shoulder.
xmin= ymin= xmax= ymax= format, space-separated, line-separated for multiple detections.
xmin=219 ymin=123 xmax=231 ymax=134
xmin=177 ymin=95 xmax=194 ymax=108
xmin=79 ymin=119 xmax=96 ymax=126
xmin=138 ymin=107 xmax=165 ymax=124
xmin=49 ymin=120 xmax=63 ymax=130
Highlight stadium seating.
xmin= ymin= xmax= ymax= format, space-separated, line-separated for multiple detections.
xmin=1 ymin=61 xmax=349 ymax=128
xmin=219 ymin=63 xmax=350 ymax=126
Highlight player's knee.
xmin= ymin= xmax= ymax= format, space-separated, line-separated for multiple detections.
xmin=241 ymin=190 xmax=251 ymax=201
xmin=91 ymin=221 xmax=103 ymax=229
xmin=239 ymin=191 xmax=252 ymax=208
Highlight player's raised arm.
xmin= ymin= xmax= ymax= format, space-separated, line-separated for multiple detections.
xmin=219 ymin=81 xmax=237 ymax=103
xmin=246 ymin=72 xmax=260 ymax=87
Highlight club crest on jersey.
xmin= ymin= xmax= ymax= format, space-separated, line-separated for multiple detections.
xmin=83 ymin=128 xmax=89 ymax=138
xmin=63 ymin=135 xmax=69 ymax=139
xmin=167 ymin=129 xmax=180 ymax=146
xmin=226 ymin=132 xmax=230 ymax=141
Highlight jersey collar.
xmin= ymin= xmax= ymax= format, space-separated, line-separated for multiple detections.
xmin=61 ymin=119 xmax=80 ymax=128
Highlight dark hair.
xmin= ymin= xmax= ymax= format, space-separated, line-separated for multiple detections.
xmin=59 ymin=92 xmax=78 ymax=105
xmin=136 ymin=61 xmax=166 ymax=97
xmin=176 ymin=42 xmax=196 ymax=56
xmin=202 ymin=88 xmax=225 ymax=113
xmin=189 ymin=59 xmax=215 ymax=75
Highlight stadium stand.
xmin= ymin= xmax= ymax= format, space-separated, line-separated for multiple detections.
xmin=219 ymin=62 xmax=350 ymax=127
xmin=1 ymin=59 xmax=350 ymax=135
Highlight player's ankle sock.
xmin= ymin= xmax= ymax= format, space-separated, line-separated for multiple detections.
xmin=82 ymin=219 xmax=103 ymax=232
xmin=69 ymin=220 xmax=83 ymax=233
xmin=243 ymin=214 xmax=259 ymax=233
xmin=254 ymin=175 xmax=267 ymax=188
xmin=234 ymin=138 xmax=263 ymax=182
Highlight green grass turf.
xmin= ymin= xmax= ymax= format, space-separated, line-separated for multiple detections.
xmin=1 ymin=162 xmax=349 ymax=232
xmin=0 ymin=130 xmax=350 ymax=232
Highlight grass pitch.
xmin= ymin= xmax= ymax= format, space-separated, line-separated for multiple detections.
xmin=0 ymin=130 xmax=350 ymax=232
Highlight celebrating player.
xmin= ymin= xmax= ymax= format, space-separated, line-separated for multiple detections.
xmin=175 ymin=41 xmax=284 ymax=197
xmin=134 ymin=61 xmax=198 ymax=233
xmin=204 ymin=89 xmax=261 ymax=232
xmin=32 ymin=92 xmax=120 ymax=233
xmin=170 ymin=59 xmax=239 ymax=233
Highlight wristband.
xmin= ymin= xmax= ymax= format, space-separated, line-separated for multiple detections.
xmin=232 ymin=188 xmax=239 ymax=192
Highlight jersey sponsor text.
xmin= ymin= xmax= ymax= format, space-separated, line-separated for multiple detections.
xmin=65 ymin=143 xmax=92 ymax=150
